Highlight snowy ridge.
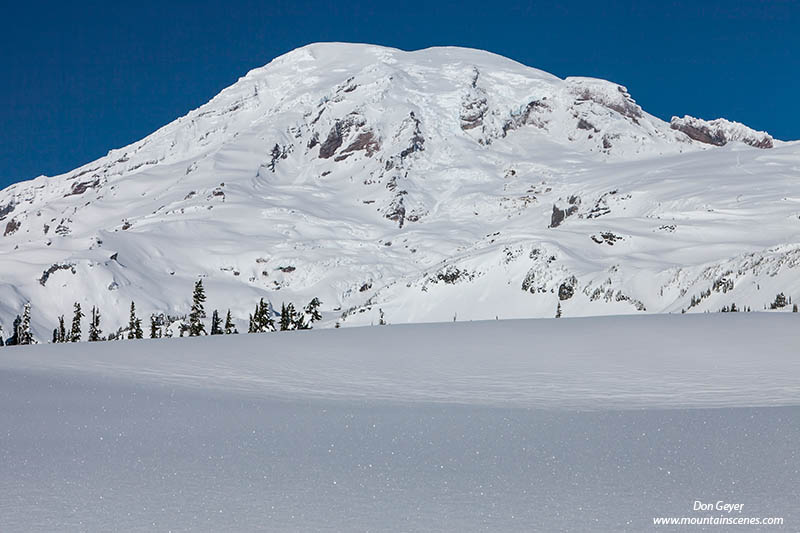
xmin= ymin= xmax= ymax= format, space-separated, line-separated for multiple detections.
xmin=670 ymin=114 xmax=774 ymax=148
xmin=0 ymin=42 xmax=798 ymax=339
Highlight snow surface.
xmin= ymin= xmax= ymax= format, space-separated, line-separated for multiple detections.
xmin=1 ymin=43 xmax=799 ymax=339
xmin=1 ymin=314 xmax=799 ymax=531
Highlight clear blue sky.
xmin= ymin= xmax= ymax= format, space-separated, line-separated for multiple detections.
xmin=2 ymin=0 xmax=798 ymax=188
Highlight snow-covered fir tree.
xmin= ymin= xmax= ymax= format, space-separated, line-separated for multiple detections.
xmin=88 ymin=306 xmax=103 ymax=342
xmin=279 ymin=303 xmax=297 ymax=331
xmin=210 ymin=310 xmax=223 ymax=335
xmin=224 ymin=310 xmax=237 ymax=334
xmin=304 ymin=297 xmax=322 ymax=323
xmin=188 ymin=280 xmax=207 ymax=336
xmin=69 ymin=302 xmax=84 ymax=342
xmin=770 ymin=293 xmax=788 ymax=309
xmin=18 ymin=303 xmax=33 ymax=345
xmin=249 ymin=299 xmax=274 ymax=333
xmin=56 ymin=315 xmax=66 ymax=343
xmin=7 ymin=315 xmax=21 ymax=346
xmin=149 ymin=314 xmax=162 ymax=339
xmin=294 ymin=313 xmax=310 ymax=330
xmin=127 ymin=302 xmax=143 ymax=339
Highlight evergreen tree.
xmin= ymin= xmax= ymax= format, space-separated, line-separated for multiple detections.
xmin=69 ymin=302 xmax=84 ymax=342
xmin=127 ymin=302 xmax=143 ymax=339
xmin=7 ymin=315 xmax=21 ymax=345
xmin=250 ymin=299 xmax=274 ymax=333
xmin=304 ymin=297 xmax=322 ymax=323
xmin=224 ymin=310 xmax=237 ymax=334
xmin=188 ymin=280 xmax=207 ymax=336
xmin=0 ymin=323 xmax=5 ymax=346
xmin=18 ymin=303 xmax=33 ymax=345
xmin=378 ymin=308 xmax=386 ymax=326
xmin=268 ymin=144 xmax=282 ymax=171
xmin=88 ymin=306 xmax=103 ymax=342
xmin=252 ymin=300 xmax=263 ymax=332
xmin=52 ymin=328 xmax=58 ymax=343
xmin=280 ymin=303 xmax=297 ymax=331
xmin=555 ymin=301 xmax=562 ymax=318
xmin=770 ymin=292 xmax=788 ymax=310
xmin=210 ymin=310 xmax=223 ymax=335
xmin=57 ymin=315 xmax=66 ymax=343
xmin=108 ymin=327 xmax=125 ymax=341
xmin=294 ymin=313 xmax=310 ymax=330
xmin=262 ymin=300 xmax=275 ymax=331
xmin=279 ymin=303 xmax=288 ymax=330
xmin=150 ymin=314 xmax=161 ymax=339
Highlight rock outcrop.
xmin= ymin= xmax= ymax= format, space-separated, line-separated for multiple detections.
xmin=670 ymin=115 xmax=773 ymax=149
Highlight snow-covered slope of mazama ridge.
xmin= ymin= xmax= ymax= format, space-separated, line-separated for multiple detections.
xmin=1 ymin=42 xmax=799 ymax=339
xmin=1 ymin=315 xmax=799 ymax=531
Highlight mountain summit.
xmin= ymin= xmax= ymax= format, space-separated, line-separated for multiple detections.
xmin=1 ymin=43 xmax=798 ymax=337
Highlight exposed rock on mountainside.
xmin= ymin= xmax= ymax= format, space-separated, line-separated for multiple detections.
xmin=670 ymin=115 xmax=774 ymax=148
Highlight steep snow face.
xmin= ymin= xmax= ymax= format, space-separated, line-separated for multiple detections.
xmin=0 ymin=42 xmax=797 ymax=338
xmin=670 ymin=115 xmax=774 ymax=148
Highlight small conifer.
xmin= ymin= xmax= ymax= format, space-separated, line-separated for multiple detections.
xmin=69 ymin=302 xmax=84 ymax=342
xmin=188 ymin=280 xmax=207 ymax=336
xmin=88 ymin=306 xmax=103 ymax=341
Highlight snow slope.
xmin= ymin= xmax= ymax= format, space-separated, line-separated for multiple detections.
xmin=1 ymin=315 xmax=798 ymax=531
xmin=1 ymin=42 xmax=799 ymax=338
xmin=3 ymin=313 xmax=800 ymax=410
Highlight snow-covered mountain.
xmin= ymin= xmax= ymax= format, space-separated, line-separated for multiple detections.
xmin=2 ymin=42 xmax=799 ymax=338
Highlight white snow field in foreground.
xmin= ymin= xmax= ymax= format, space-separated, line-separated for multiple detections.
xmin=1 ymin=313 xmax=799 ymax=531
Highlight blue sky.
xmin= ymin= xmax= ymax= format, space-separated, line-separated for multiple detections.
xmin=1 ymin=0 xmax=798 ymax=188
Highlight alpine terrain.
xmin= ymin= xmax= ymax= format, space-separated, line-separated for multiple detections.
xmin=1 ymin=42 xmax=798 ymax=338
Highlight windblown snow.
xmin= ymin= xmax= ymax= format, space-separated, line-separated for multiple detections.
xmin=1 ymin=42 xmax=799 ymax=338
xmin=1 ymin=315 xmax=798 ymax=531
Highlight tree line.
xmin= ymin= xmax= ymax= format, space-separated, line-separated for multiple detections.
xmin=0 ymin=280 xmax=323 ymax=346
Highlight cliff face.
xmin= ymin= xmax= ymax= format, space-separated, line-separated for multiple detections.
xmin=670 ymin=115 xmax=774 ymax=148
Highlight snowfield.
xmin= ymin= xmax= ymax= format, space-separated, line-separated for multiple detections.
xmin=2 ymin=314 xmax=799 ymax=531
